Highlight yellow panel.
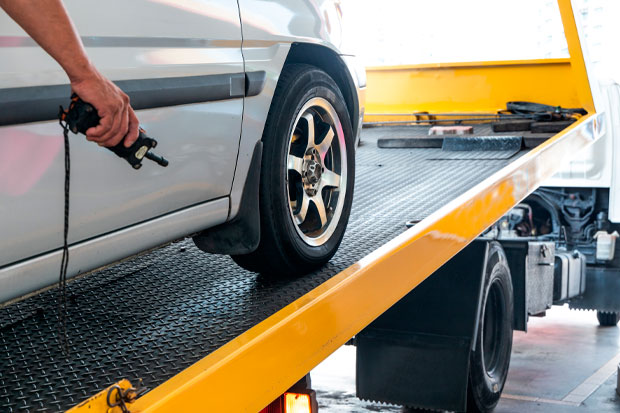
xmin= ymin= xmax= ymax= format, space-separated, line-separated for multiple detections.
xmin=558 ymin=0 xmax=596 ymax=113
xmin=365 ymin=59 xmax=579 ymax=122
xmin=129 ymin=113 xmax=604 ymax=413
xmin=365 ymin=0 xmax=596 ymax=122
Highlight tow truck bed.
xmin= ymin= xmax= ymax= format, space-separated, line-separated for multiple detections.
xmin=0 ymin=125 xmax=531 ymax=412
xmin=0 ymin=3 xmax=606 ymax=409
xmin=3 ymin=110 xmax=604 ymax=413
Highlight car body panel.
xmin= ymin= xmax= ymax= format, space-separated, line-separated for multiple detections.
xmin=0 ymin=198 xmax=229 ymax=304
xmin=0 ymin=0 xmax=365 ymax=305
xmin=0 ymin=0 xmax=244 ymax=267
xmin=230 ymin=0 xmax=363 ymax=217
xmin=238 ymin=0 xmax=344 ymax=52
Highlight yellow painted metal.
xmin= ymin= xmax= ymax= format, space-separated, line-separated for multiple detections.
xmin=129 ymin=114 xmax=604 ymax=413
xmin=66 ymin=379 xmax=135 ymax=413
xmin=365 ymin=0 xmax=597 ymax=123
xmin=557 ymin=0 xmax=596 ymax=113
xmin=365 ymin=59 xmax=579 ymax=122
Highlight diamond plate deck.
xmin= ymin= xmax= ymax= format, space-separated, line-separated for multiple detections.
xmin=0 ymin=126 xmax=525 ymax=412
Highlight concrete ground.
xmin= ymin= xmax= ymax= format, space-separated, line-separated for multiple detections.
xmin=311 ymin=305 xmax=620 ymax=412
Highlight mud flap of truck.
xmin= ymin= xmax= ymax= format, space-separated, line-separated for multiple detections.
xmin=356 ymin=241 xmax=490 ymax=412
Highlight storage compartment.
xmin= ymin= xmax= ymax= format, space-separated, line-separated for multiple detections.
xmin=554 ymin=249 xmax=587 ymax=302
xmin=526 ymin=242 xmax=555 ymax=315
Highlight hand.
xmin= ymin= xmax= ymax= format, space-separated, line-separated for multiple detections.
xmin=70 ymin=69 xmax=139 ymax=148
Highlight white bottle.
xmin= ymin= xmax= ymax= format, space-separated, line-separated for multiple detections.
xmin=594 ymin=231 xmax=619 ymax=261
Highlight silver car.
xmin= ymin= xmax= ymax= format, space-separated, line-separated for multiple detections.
xmin=0 ymin=0 xmax=366 ymax=305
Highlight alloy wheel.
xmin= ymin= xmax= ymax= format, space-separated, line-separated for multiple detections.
xmin=286 ymin=97 xmax=348 ymax=247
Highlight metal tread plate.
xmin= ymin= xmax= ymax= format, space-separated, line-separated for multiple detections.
xmin=0 ymin=126 xmax=524 ymax=412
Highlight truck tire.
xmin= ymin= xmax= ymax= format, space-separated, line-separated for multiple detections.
xmin=232 ymin=64 xmax=355 ymax=276
xmin=597 ymin=311 xmax=619 ymax=327
xmin=467 ymin=242 xmax=514 ymax=413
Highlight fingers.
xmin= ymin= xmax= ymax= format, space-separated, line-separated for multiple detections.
xmin=88 ymin=109 xmax=121 ymax=146
xmin=124 ymin=108 xmax=140 ymax=148
xmin=85 ymin=101 xmax=134 ymax=148
xmin=72 ymin=74 xmax=140 ymax=148
xmin=85 ymin=107 xmax=139 ymax=149
xmin=85 ymin=112 xmax=112 ymax=141
xmin=99 ymin=105 xmax=129 ymax=147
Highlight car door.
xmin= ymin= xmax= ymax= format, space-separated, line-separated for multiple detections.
xmin=0 ymin=0 xmax=244 ymax=267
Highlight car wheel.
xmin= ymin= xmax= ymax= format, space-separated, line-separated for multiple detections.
xmin=232 ymin=64 xmax=355 ymax=276
xmin=467 ymin=242 xmax=514 ymax=413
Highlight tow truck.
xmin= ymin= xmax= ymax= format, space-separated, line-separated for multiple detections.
xmin=0 ymin=1 xmax=614 ymax=412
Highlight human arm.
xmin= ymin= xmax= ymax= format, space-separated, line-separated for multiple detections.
xmin=0 ymin=0 xmax=138 ymax=147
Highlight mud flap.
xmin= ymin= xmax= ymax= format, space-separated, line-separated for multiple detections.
xmin=356 ymin=241 xmax=488 ymax=412
xmin=193 ymin=141 xmax=262 ymax=255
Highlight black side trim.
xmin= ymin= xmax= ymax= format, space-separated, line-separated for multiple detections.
xmin=0 ymin=71 xmax=266 ymax=127
xmin=192 ymin=141 xmax=262 ymax=256
xmin=245 ymin=71 xmax=267 ymax=97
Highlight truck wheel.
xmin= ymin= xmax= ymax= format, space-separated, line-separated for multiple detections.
xmin=467 ymin=242 xmax=514 ymax=413
xmin=232 ymin=64 xmax=355 ymax=276
xmin=597 ymin=311 xmax=619 ymax=326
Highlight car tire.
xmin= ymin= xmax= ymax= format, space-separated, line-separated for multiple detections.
xmin=467 ymin=242 xmax=514 ymax=413
xmin=232 ymin=64 xmax=355 ymax=276
xmin=597 ymin=311 xmax=619 ymax=327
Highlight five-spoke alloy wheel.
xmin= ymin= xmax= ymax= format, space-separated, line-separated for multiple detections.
xmin=287 ymin=98 xmax=348 ymax=247
xmin=232 ymin=64 xmax=355 ymax=276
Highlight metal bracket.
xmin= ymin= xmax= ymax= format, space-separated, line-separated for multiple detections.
xmin=66 ymin=379 xmax=138 ymax=413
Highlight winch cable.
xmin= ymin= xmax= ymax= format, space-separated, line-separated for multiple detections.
xmin=58 ymin=119 xmax=71 ymax=354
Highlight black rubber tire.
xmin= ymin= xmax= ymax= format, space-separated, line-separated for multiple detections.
xmin=232 ymin=64 xmax=355 ymax=276
xmin=597 ymin=311 xmax=619 ymax=327
xmin=467 ymin=242 xmax=514 ymax=413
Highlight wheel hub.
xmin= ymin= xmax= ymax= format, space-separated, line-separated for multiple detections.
xmin=302 ymin=148 xmax=323 ymax=196
xmin=286 ymin=97 xmax=348 ymax=247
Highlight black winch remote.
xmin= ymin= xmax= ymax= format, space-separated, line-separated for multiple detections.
xmin=59 ymin=94 xmax=169 ymax=169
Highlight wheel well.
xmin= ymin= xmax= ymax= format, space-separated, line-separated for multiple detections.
xmin=284 ymin=43 xmax=360 ymax=137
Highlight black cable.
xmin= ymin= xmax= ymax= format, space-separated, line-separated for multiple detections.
xmin=58 ymin=123 xmax=71 ymax=355
xmin=55 ymin=95 xmax=167 ymax=355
